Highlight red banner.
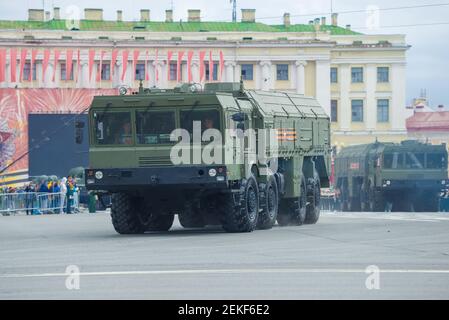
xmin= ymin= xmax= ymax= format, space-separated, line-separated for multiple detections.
xmin=177 ymin=51 xmax=184 ymax=82
xmin=133 ymin=50 xmax=140 ymax=80
xmin=88 ymin=49 xmax=95 ymax=81
xmin=167 ymin=51 xmax=173 ymax=81
xmin=97 ymin=51 xmax=105 ymax=82
xmin=19 ymin=49 xmax=27 ymax=82
xmin=10 ymin=48 xmax=17 ymax=83
xmin=42 ymin=49 xmax=50 ymax=82
xmin=52 ymin=50 xmax=60 ymax=82
xmin=111 ymin=49 xmax=118 ymax=77
xmin=219 ymin=51 xmax=225 ymax=81
xmin=209 ymin=51 xmax=214 ymax=82
xmin=30 ymin=49 xmax=38 ymax=81
xmin=66 ymin=50 xmax=73 ymax=81
xmin=199 ymin=51 xmax=206 ymax=82
xmin=0 ymin=49 xmax=6 ymax=82
xmin=145 ymin=50 xmax=149 ymax=81
xmin=121 ymin=50 xmax=129 ymax=81
xmin=76 ymin=50 xmax=81 ymax=83
xmin=187 ymin=51 xmax=194 ymax=83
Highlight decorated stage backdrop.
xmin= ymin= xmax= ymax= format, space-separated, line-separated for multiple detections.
xmin=0 ymin=88 xmax=117 ymax=186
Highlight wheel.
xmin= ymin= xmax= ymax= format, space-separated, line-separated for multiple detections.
xmin=305 ymin=171 xmax=321 ymax=224
xmin=278 ymin=176 xmax=307 ymax=226
xmin=179 ymin=201 xmax=205 ymax=228
xmin=111 ymin=193 xmax=174 ymax=234
xmin=219 ymin=175 xmax=259 ymax=233
xmin=258 ymin=175 xmax=279 ymax=230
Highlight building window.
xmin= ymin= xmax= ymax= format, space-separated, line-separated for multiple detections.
xmin=377 ymin=67 xmax=389 ymax=83
xmin=276 ymin=64 xmax=289 ymax=80
xmin=351 ymin=99 xmax=364 ymax=122
xmin=377 ymin=99 xmax=389 ymax=123
xmin=330 ymin=67 xmax=338 ymax=83
xmin=135 ymin=63 xmax=145 ymax=80
xmin=60 ymin=63 xmax=74 ymax=81
xmin=169 ymin=63 xmax=178 ymax=81
xmin=101 ymin=63 xmax=110 ymax=80
xmin=23 ymin=62 xmax=37 ymax=81
xmin=351 ymin=67 xmax=363 ymax=83
xmin=241 ymin=64 xmax=253 ymax=81
xmin=331 ymin=100 xmax=338 ymax=122
xmin=205 ymin=62 xmax=218 ymax=81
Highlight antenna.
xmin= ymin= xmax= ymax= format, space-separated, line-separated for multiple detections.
xmin=230 ymin=0 xmax=237 ymax=22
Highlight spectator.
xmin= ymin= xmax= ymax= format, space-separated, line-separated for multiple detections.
xmin=38 ymin=181 xmax=49 ymax=214
xmin=66 ymin=176 xmax=76 ymax=214
xmin=52 ymin=181 xmax=61 ymax=213
xmin=24 ymin=184 xmax=34 ymax=215
xmin=60 ymin=177 xmax=67 ymax=214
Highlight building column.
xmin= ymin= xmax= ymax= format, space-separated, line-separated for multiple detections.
xmin=315 ymin=60 xmax=331 ymax=116
xmin=295 ymin=60 xmax=307 ymax=94
xmin=234 ymin=63 xmax=241 ymax=82
xmin=340 ymin=64 xmax=351 ymax=131
xmin=365 ymin=64 xmax=377 ymax=130
xmin=225 ymin=61 xmax=236 ymax=82
xmin=153 ymin=60 xmax=166 ymax=89
xmin=391 ymin=63 xmax=407 ymax=131
xmin=191 ymin=61 xmax=200 ymax=83
xmin=259 ymin=60 xmax=272 ymax=91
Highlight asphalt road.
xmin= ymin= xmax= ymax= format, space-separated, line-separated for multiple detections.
xmin=1 ymin=210 xmax=449 ymax=300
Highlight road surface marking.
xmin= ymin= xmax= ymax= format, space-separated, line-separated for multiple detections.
xmin=2 ymin=268 xmax=449 ymax=279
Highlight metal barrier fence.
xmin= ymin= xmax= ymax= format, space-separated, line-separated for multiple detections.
xmin=0 ymin=192 xmax=80 ymax=216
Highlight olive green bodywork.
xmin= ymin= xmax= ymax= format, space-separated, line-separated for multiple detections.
xmin=85 ymin=83 xmax=330 ymax=231
xmin=335 ymin=140 xmax=448 ymax=212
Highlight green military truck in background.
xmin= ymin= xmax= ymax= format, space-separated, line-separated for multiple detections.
xmin=335 ymin=140 xmax=448 ymax=212
xmin=85 ymin=82 xmax=331 ymax=234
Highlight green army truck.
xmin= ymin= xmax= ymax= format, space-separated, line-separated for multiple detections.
xmin=335 ymin=140 xmax=448 ymax=212
xmin=85 ymin=82 xmax=331 ymax=234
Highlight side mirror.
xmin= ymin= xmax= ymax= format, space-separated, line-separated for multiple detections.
xmin=231 ymin=112 xmax=248 ymax=122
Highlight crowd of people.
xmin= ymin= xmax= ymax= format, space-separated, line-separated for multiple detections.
xmin=0 ymin=176 xmax=80 ymax=215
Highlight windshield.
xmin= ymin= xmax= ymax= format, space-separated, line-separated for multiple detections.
xmin=180 ymin=110 xmax=221 ymax=135
xmin=94 ymin=112 xmax=132 ymax=145
xmin=427 ymin=153 xmax=446 ymax=169
xmin=136 ymin=111 xmax=176 ymax=145
xmin=384 ymin=152 xmax=446 ymax=169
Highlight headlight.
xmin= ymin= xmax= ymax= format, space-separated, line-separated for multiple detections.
xmin=386 ymin=180 xmax=391 ymax=186
xmin=209 ymin=169 xmax=217 ymax=177
xmin=95 ymin=171 xmax=104 ymax=180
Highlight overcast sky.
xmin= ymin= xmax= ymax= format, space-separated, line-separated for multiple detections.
xmin=1 ymin=0 xmax=448 ymax=107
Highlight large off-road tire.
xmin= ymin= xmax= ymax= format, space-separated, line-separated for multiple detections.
xmin=305 ymin=171 xmax=321 ymax=224
xmin=258 ymin=175 xmax=279 ymax=230
xmin=278 ymin=176 xmax=307 ymax=226
xmin=219 ymin=175 xmax=259 ymax=233
xmin=178 ymin=201 xmax=205 ymax=228
xmin=111 ymin=193 xmax=174 ymax=234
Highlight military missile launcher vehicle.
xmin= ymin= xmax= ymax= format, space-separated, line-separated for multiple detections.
xmin=84 ymin=82 xmax=331 ymax=234
xmin=335 ymin=140 xmax=448 ymax=212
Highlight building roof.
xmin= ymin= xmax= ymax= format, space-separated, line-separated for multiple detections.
xmin=0 ymin=19 xmax=361 ymax=35
xmin=407 ymin=111 xmax=449 ymax=132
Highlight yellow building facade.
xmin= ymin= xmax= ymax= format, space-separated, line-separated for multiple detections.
xmin=0 ymin=8 xmax=410 ymax=150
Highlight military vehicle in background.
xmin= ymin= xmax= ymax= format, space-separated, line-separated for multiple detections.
xmin=84 ymin=82 xmax=331 ymax=234
xmin=335 ymin=140 xmax=448 ymax=212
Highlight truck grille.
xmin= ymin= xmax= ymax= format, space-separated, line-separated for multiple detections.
xmin=138 ymin=156 xmax=173 ymax=167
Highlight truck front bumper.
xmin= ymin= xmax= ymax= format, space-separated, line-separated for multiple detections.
xmin=85 ymin=166 xmax=228 ymax=192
